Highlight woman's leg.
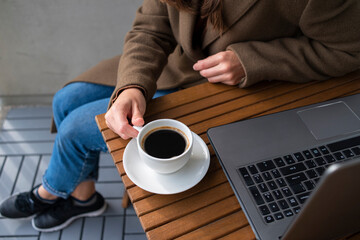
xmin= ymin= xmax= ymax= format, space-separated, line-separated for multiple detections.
xmin=43 ymin=97 xmax=111 ymax=198
xmin=52 ymin=82 xmax=114 ymax=129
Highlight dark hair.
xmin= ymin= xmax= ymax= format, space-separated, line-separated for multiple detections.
xmin=160 ymin=0 xmax=226 ymax=33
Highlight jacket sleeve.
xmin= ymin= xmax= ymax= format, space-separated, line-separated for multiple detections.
xmin=112 ymin=0 xmax=177 ymax=102
xmin=227 ymin=0 xmax=360 ymax=88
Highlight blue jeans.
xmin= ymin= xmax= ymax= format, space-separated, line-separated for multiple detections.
xmin=42 ymin=82 xmax=177 ymax=198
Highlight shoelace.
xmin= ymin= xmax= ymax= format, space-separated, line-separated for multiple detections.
xmin=16 ymin=192 xmax=35 ymax=213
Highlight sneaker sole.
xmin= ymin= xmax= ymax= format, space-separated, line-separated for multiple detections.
xmin=31 ymin=202 xmax=107 ymax=232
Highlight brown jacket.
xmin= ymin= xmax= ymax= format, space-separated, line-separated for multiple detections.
xmin=71 ymin=0 xmax=360 ymax=103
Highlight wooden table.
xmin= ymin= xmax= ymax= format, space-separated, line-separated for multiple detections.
xmin=96 ymin=70 xmax=360 ymax=240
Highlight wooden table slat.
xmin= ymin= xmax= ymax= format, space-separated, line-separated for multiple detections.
xmin=190 ymin=75 xmax=360 ymax=135
xmin=122 ymin=155 xmax=222 ymax=202
xmin=95 ymin=82 xmax=234 ymax=133
xmin=145 ymin=196 xmax=241 ymax=240
xmin=178 ymin=81 xmax=315 ymax=126
xmin=175 ymin=211 xmax=250 ymax=240
xmin=134 ymin=169 xmax=228 ymax=216
xmin=255 ymin=79 xmax=360 ymax=118
xmin=220 ymin=225 xmax=256 ymax=240
xmin=140 ymin=183 xmax=235 ymax=231
xmin=111 ymin=149 xmax=125 ymax=164
xmin=145 ymin=82 xmax=235 ymax=115
xmin=126 ymin=158 xmax=222 ymax=203
xmin=146 ymin=81 xmax=280 ymax=122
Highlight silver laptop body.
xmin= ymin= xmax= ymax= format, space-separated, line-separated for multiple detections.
xmin=207 ymin=93 xmax=360 ymax=240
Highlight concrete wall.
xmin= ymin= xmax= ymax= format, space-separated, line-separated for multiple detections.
xmin=0 ymin=0 xmax=143 ymax=97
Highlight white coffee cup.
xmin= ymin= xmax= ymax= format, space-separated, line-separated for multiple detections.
xmin=135 ymin=119 xmax=193 ymax=174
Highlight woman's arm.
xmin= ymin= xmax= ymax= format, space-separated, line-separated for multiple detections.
xmin=227 ymin=0 xmax=360 ymax=87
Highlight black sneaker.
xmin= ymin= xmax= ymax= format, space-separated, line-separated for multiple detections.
xmin=32 ymin=192 xmax=107 ymax=232
xmin=0 ymin=186 xmax=57 ymax=219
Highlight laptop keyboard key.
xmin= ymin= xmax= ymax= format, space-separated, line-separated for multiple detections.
xmin=263 ymin=192 xmax=274 ymax=202
xmin=269 ymin=202 xmax=280 ymax=212
xmin=293 ymin=152 xmax=305 ymax=161
xmin=264 ymin=215 xmax=275 ymax=223
xmin=257 ymin=160 xmax=276 ymax=172
xmin=311 ymin=148 xmax=321 ymax=157
xmin=274 ymin=212 xmax=284 ymax=220
xmin=259 ymin=205 xmax=271 ymax=215
xmin=274 ymin=157 xmax=286 ymax=167
xmin=281 ymin=187 xmax=292 ymax=197
xmin=287 ymin=197 xmax=299 ymax=207
xmin=284 ymin=209 xmax=294 ymax=217
xmin=284 ymin=155 xmax=295 ymax=164
xmin=297 ymin=192 xmax=311 ymax=204
xmin=249 ymin=186 xmax=265 ymax=205
xmin=305 ymin=169 xmax=318 ymax=179
xmin=324 ymin=154 xmax=336 ymax=163
xmin=333 ymin=152 xmax=345 ymax=161
xmin=280 ymin=163 xmax=306 ymax=176
xmin=351 ymin=147 xmax=360 ymax=155
xmin=304 ymin=180 xmax=315 ymax=190
xmin=276 ymin=178 xmax=287 ymax=187
xmin=273 ymin=190 xmax=283 ymax=200
xmin=319 ymin=146 xmax=330 ymax=154
xmin=239 ymin=168 xmax=254 ymax=186
xmin=315 ymin=157 xmax=326 ymax=166
xmin=267 ymin=181 xmax=278 ymax=190
xmin=271 ymin=169 xmax=281 ymax=178
xmin=343 ymin=149 xmax=354 ymax=158
xmin=302 ymin=150 xmax=313 ymax=159
xmin=248 ymin=165 xmax=258 ymax=174
xmin=305 ymin=160 xmax=316 ymax=168
xmin=315 ymin=167 xmax=325 ymax=176
xmin=289 ymin=183 xmax=306 ymax=194
xmin=327 ymin=135 xmax=360 ymax=152
xmin=285 ymin=172 xmax=307 ymax=185
xmin=258 ymin=183 xmax=269 ymax=192
xmin=253 ymin=174 xmax=263 ymax=183
xmin=262 ymin=172 xmax=272 ymax=181
xmin=278 ymin=200 xmax=289 ymax=210
xmin=294 ymin=207 xmax=301 ymax=214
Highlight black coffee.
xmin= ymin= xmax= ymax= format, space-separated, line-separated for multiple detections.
xmin=143 ymin=129 xmax=187 ymax=159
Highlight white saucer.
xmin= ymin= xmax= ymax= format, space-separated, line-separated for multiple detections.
xmin=123 ymin=132 xmax=210 ymax=195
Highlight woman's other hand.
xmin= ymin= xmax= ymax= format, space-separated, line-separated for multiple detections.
xmin=193 ymin=50 xmax=245 ymax=85
xmin=105 ymin=88 xmax=146 ymax=139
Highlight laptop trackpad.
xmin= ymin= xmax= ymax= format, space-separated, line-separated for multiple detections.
xmin=297 ymin=101 xmax=360 ymax=140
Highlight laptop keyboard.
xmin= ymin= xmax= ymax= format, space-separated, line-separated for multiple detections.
xmin=238 ymin=135 xmax=360 ymax=224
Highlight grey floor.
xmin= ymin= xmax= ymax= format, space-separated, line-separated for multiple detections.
xmin=0 ymin=106 xmax=147 ymax=240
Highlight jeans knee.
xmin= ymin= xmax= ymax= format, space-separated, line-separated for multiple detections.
xmin=52 ymin=88 xmax=69 ymax=125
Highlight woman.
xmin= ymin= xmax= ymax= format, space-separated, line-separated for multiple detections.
xmin=1 ymin=0 xmax=359 ymax=232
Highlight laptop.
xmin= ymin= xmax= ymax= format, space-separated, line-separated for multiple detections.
xmin=207 ymin=93 xmax=360 ymax=240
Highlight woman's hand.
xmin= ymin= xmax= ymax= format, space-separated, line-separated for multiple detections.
xmin=193 ymin=50 xmax=245 ymax=85
xmin=105 ymin=88 xmax=146 ymax=139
